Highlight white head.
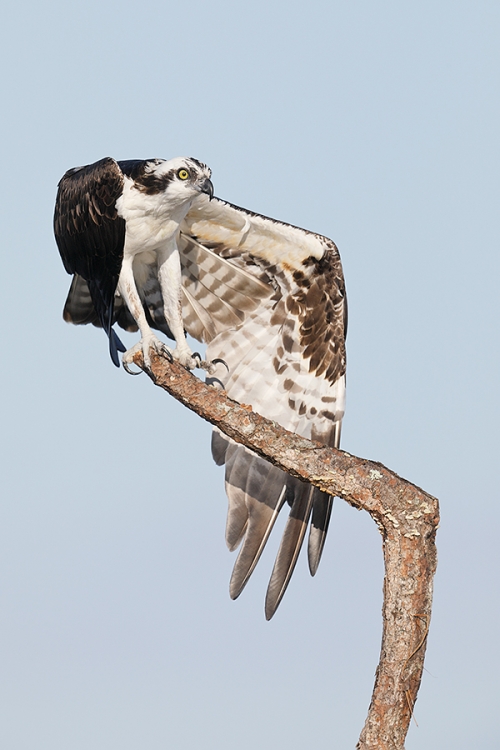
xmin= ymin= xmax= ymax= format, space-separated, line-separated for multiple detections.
xmin=134 ymin=157 xmax=213 ymax=207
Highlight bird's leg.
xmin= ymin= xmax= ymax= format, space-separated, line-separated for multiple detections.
xmin=117 ymin=258 xmax=172 ymax=371
xmin=157 ymin=244 xmax=217 ymax=372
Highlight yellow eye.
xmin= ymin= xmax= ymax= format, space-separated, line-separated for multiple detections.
xmin=178 ymin=168 xmax=190 ymax=180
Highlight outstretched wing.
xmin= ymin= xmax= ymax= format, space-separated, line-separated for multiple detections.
xmin=54 ymin=157 xmax=127 ymax=366
xmin=179 ymin=196 xmax=347 ymax=618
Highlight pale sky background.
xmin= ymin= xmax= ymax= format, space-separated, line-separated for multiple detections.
xmin=1 ymin=1 xmax=499 ymax=748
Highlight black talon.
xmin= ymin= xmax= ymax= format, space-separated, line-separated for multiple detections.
xmin=206 ymin=376 xmax=226 ymax=390
xmin=122 ymin=361 xmax=142 ymax=376
xmin=190 ymin=351 xmax=203 ymax=369
xmin=159 ymin=345 xmax=174 ymax=363
xmin=212 ymin=358 xmax=229 ymax=372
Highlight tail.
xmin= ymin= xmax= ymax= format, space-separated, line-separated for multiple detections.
xmin=63 ymin=274 xmax=127 ymax=367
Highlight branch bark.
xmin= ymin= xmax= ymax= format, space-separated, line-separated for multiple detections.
xmin=132 ymin=351 xmax=439 ymax=749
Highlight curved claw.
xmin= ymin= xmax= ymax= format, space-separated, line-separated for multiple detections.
xmin=211 ymin=357 xmax=230 ymax=372
xmin=191 ymin=351 xmax=202 ymax=365
xmin=122 ymin=360 xmax=143 ymax=376
xmin=158 ymin=344 xmax=174 ymax=363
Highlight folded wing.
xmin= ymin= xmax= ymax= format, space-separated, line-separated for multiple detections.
xmin=54 ymin=158 xmax=127 ymax=365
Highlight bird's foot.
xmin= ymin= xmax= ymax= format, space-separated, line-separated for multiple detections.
xmin=122 ymin=334 xmax=173 ymax=374
xmin=172 ymin=348 xmax=228 ymax=375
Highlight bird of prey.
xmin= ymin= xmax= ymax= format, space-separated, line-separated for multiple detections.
xmin=54 ymin=156 xmax=347 ymax=619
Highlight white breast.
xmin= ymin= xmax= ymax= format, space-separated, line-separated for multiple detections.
xmin=116 ymin=177 xmax=194 ymax=260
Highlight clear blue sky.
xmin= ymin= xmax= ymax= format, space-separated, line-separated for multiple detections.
xmin=1 ymin=1 xmax=498 ymax=747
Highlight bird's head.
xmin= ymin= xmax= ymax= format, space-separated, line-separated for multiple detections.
xmin=138 ymin=157 xmax=213 ymax=207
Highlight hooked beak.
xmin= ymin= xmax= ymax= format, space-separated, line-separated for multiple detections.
xmin=197 ymin=177 xmax=214 ymax=200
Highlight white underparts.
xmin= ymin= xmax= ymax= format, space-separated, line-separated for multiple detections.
xmin=115 ymin=176 xmax=201 ymax=366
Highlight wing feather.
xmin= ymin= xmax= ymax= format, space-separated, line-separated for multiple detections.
xmin=308 ymin=492 xmax=335 ymax=577
xmin=265 ymin=484 xmax=315 ymax=620
xmin=229 ymin=464 xmax=287 ymax=599
xmin=178 ymin=233 xmax=272 ymax=344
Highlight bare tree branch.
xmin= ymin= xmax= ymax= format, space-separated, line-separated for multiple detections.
xmin=132 ymin=350 xmax=439 ymax=750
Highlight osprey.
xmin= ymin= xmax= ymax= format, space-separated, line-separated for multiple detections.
xmin=54 ymin=156 xmax=347 ymax=619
